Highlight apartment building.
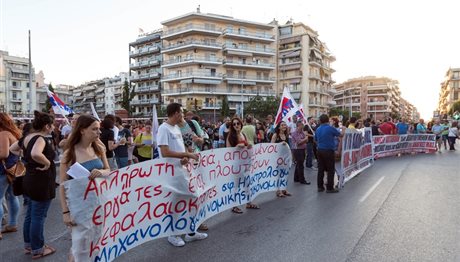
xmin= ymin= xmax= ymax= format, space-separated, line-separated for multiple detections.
xmin=73 ymin=72 xmax=128 ymax=117
xmin=333 ymin=76 xmax=403 ymax=120
xmin=129 ymin=30 xmax=162 ymax=117
xmin=0 ymin=50 xmax=36 ymax=117
xmin=437 ymin=68 xmax=460 ymax=115
xmin=277 ymin=21 xmax=336 ymax=118
xmin=160 ymin=9 xmax=277 ymax=120
xmin=399 ymin=98 xmax=419 ymax=122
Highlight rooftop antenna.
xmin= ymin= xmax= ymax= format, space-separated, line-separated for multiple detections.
xmin=197 ymin=5 xmax=201 ymax=13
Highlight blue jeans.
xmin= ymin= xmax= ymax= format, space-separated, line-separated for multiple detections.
xmin=305 ymin=143 xmax=314 ymax=168
xmin=23 ymin=196 xmax=52 ymax=255
xmin=115 ymin=157 xmax=129 ymax=168
xmin=0 ymin=173 xmax=19 ymax=227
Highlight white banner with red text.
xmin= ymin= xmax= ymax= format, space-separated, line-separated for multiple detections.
xmin=64 ymin=143 xmax=292 ymax=262
xmin=339 ymin=128 xmax=374 ymax=187
xmin=373 ymin=134 xmax=436 ymax=159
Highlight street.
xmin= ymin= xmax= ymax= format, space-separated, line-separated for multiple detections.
xmin=1 ymin=150 xmax=459 ymax=262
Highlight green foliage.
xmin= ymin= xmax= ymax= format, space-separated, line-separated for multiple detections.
xmin=44 ymin=83 xmax=54 ymax=113
xmin=122 ymin=80 xmax=136 ymax=115
xmin=221 ymin=95 xmax=230 ymax=118
xmin=448 ymin=100 xmax=460 ymax=116
xmin=244 ymin=96 xmax=280 ymax=120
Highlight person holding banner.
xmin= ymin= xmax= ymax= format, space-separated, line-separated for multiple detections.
xmin=59 ymin=115 xmax=110 ymax=260
xmin=157 ymin=103 xmax=207 ymax=247
xmin=271 ymin=121 xmax=295 ymax=196
xmin=315 ymin=114 xmax=341 ymax=193
xmin=227 ymin=117 xmax=260 ymax=213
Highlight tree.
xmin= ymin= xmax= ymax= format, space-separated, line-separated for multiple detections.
xmin=221 ymin=95 xmax=230 ymax=118
xmin=244 ymin=95 xmax=280 ymax=120
xmin=121 ymin=80 xmax=136 ymax=115
xmin=448 ymin=100 xmax=460 ymax=116
xmin=44 ymin=83 xmax=54 ymax=113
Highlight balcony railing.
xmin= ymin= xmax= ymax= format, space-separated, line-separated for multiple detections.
xmin=225 ymin=74 xmax=276 ymax=83
xmin=130 ymin=46 xmax=160 ymax=57
xmin=136 ymin=85 xmax=160 ymax=92
xmin=222 ymin=43 xmax=276 ymax=56
xmin=162 ymin=56 xmax=222 ymax=67
xmin=163 ymin=24 xmax=222 ymax=39
xmin=162 ymin=87 xmax=276 ymax=96
xmin=223 ymin=60 xmax=275 ymax=69
xmin=162 ymin=71 xmax=223 ymax=81
xmin=222 ymin=29 xmax=275 ymax=42
xmin=130 ymin=72 xmax=161 ymax=81
xmin=162 ymin=40 xmax=222 ymax=53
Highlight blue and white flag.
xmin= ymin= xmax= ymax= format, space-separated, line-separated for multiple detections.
xmin=46 ymin=88 xmax=74 ymax=116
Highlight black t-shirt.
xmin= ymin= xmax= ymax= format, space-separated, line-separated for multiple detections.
xmin=303 ymin=125 xmax=315 ymax=143
xmin=213 ymin=128 xmax=220 ymax=141
xmin=100 ymin=128 xmax=115 ymax=158
xmin=113 ymin=128 xmax=132 ymax=158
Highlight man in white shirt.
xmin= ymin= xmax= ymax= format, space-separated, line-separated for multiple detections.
xmin=157 ymin=103 xmax=207 ymax=247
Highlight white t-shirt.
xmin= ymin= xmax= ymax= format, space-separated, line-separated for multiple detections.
xmin=112 ymin=126 xmax=120 ymax=142
xmin=448 ymin=127 xmax=458 ymax=137
xmin=61 ymin=124 xmax=72 ymax=137
xmin=157 ymin=122 xmax=186 ymax=158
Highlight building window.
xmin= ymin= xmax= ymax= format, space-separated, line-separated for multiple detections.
xmin=279 ymin=26 xmax=292 ymax=36
xmin=26 ymin=83 xmax=30 ymax=88
xmin=12 ymin=81 xmax=17 ymax=87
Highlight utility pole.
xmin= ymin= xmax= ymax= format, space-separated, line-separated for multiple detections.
xmin=29 ymin=30 xmax=36 ymax=114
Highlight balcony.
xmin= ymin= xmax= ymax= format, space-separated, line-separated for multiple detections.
xmin=131 ymin=98 xmax=159 ymax=105
xmin=162 ymin=40 xmax=222 ymax=54
xmin=129 ymin=46 xmax=160 ymax=58
xmin=130 ymin=72 xmax=161 ymax=82
xmin=202 ymin=102 xmax=222 ymax=110
xmin=130 ymin=59 xmax=160 ymax=70
xmin=309 ymin=60 xmax=322 ymax=68
xmin=308 ymin=101 xmax=322 ymax=107
xmin=161 ymin=87 xmax=276 ymax=97
xmin=162 ymin=24 xmax=222 ymax=40
xmin=225 ymin=74 xmax=276 ymax=84
xmin=11 ymin=98 xmax=22 ymax=103
xmin=222 ymin=43 xmax=275 ymax=57
xmin=223 ymin=60 xmax=275 ymax=70
xmin=327 ymin=100 xmax=337 ymax=106
xmin=136 ymin=84 xmax=160 ymax=93
xmin=162 ymin=56 xmax=222 ymax=68
xmin=368 ymin=101 xmax=390 ymax=106
xmin=9 ymin=85 xmax=22 ymax=91
xmin=222 ymin=29 xmax=275 ymax=43
xmin=162 ymin=71 xmax=222 ymax=83
xmin=308 ymin=74 xmax=321 ymax=81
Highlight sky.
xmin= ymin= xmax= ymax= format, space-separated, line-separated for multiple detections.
xmin=2 ymin=0 xmax=460 ymax=119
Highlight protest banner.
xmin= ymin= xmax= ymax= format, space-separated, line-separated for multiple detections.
xmin=339 ymin=128 xmax=374 ymax=187
xmin=373 ymin=134 xmax=436 ymax=159
xmin=64 ymin=143 xmax=292 ymax=262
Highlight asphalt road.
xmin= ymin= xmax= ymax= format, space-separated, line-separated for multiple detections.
xmin=1 ymin=149 xmax=459 ymax=262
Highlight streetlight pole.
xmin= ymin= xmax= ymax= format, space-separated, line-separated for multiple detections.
xmin=241 ymin=80 xmax=244 ymax=119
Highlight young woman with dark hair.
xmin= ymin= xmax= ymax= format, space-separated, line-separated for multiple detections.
xmin=226 ymin=117 xmax=259 ymax=213
xmin=19 ymin=111 xmax=57 ymax=258
xmin=0 ymin=113 xmax=21 ymax=240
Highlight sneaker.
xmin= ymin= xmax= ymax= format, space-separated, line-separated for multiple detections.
xmin=168 ymin=236 xmax=185 ymax=247
xmin=184 ymin=232 xmax=208 ymax=242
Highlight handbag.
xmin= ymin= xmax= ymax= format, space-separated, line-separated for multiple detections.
xmin=2 ymin=154 xmax=26 ymax=184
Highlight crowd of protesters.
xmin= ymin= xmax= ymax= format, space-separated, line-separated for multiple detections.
xmin=1 ymin=105 xmax=460 ymax=259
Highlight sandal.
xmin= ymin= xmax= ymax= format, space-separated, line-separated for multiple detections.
xmin=32 ymin=245 xmax=56 ymax=260
xmin=276 ymin=191 xmax=286 ymax=197
xmin=282 ymin=190 xmax=292 ymax=196
xmin=1 ymin=225 xmax=18 ymax=233
xmin=246 ymin=203 xmax=260 ymax=209
xmin=198 ymin=223 xmax=208 ymax=231
xmin=231 ymin=207 xmax=243 ymax=214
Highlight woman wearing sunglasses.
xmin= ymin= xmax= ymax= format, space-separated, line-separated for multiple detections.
xmin=226 ymin=117 xmax=259 ymax=213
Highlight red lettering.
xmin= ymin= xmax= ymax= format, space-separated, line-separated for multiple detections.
xmin=92 ymin=205 xmax=103 ymax=225
xmin=84 ymin=179 xmax=99 ymax=200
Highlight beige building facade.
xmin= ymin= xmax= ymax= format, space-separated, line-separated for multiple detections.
xmin=437 ymin=68 xmax=460 ymax=115
xmin=333 ymin=76 xmax=406 ymax=121
xmin=0 ymin=50 xmax=36 ymax=117
xmin=160 ymin=10 xmax=277 ymax=120
xmin=277 ymin=21 xmax=336 ymax=118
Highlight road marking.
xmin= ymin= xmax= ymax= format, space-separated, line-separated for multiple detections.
xmin=359 ymin=177 xmax=385 ymax=203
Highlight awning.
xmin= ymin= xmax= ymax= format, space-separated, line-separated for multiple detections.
xmin=290 ymin=78 xmax=301 ymax=84
xmin=227 ymin=80 xmax=256 ymax=86
xmin=226 ymin=50 xmax=252 ymax=57
xmin=280 ymin=50 xmax=300 ymax=58
xmin=312 ymin=50 xmax=323 ymax=60
xmin=280 ymin=64 xmax=301 ymax=71
xmin=10 ymin=67 xmax=29 ymax=74
xmin=193 ymin=79 xmax=221 ymax=85
xmin=279 ymin=36 xmax=302 ymax=45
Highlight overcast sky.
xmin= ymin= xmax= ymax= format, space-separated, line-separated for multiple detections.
xmin=2 ymin=0 xmax=460 ymax=118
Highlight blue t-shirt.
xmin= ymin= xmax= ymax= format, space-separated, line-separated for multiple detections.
xmin=396 ymin=122 xmax=409 ymax=135
xmin=416 ymin=123 xmax=427 ymax=134
xmin=315 ymin=124 xmax=340 ymax=150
